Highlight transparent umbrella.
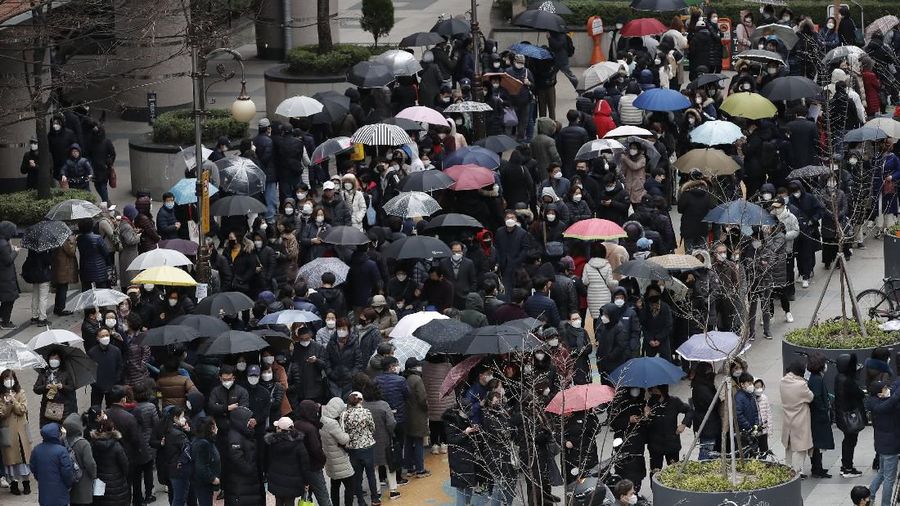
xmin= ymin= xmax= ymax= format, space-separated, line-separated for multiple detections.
xmin=45 ymin=199 xmax=101 ymax=221
xmin=216 ymin=156 xmax=266 ymax=195
xmin=66 ymin=288 xmax=128 ymax=311
xmin=0 ymin=339 xmax=47 ymax=369
xmin=177 ymin=145 xmax=214 ymax=171
xmin=371 ymin=50 xmax=423 ymax=77
xmin=22 ymin=220 xmax=71 ymax=252
xmin=383 ymin=192 xmax=442 ymax=218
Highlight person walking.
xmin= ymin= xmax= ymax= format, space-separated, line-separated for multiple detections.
xmin=21 ymin=246 xmax=52 ymax=326
xmin=29 ymin=423 xmax=74 ymax=506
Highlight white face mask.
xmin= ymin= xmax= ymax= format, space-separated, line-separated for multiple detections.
xmin=792 ymin=191 xmax=801 ymax=198
xmin=767 ymin=67 xmax=778 ymax=75
xmin=168 ymin=298 xmax=178 ymax=307
xmin=548 ymin=338 xmax=559 ymax=347
xmin=754 ymin=387 xmax=764 ymax=396
xmin=625 ymin=495 xmax=638 ymax=505
xmin=262 ymin=371 xmax=273 ymax=382
xmin=337 ymin=329 xmax=349 ymax=338
xmin=752 ymin=240 xmax=762 ymax=249
xmin=221 ymin=380 xmax=234 ymax=389
xmin=452 ymin=252 xmax=463 ymax=261
xmin=315 ymin=216 xmax=325 ymax=225
xmin=263 ymin=356 xmax=275 ymax=365
xmin=534 ymin=352 xmax=546 ymax=361
xmin=30 ymin=143 xmax=38 ymax=151
xmin=849 ymin=157 xmax=859 ymax=165
xmin=247 ymin=376 xmax=260 ymax=385
xmin=827 ymin=22 xmax=835 ymax=29
xmin=297 ymin=192 xmax=307 ymax=200
xmin=343 ymin=182 xmax=353 ymax=191
xmin=186 ymin=400 xmax=192 ymax=410
xmin=601 ymin=315 xmax=610 ymax=324
xmin=98 ymin=336 xmax=111 ymax=346
xmin=614 ymin=298 xmax=625 ymax=307
xmin=732 ymin=369 xmax=743 ymax=378
xmin=299 ymin=340 xmax=311 ymax=347
xmin=717 ymin=252 xmax=728 ymax=261
xmin=514 ymin=63 xmax=524 ymax=69
xmin=505 ymin=218 xmax=517 ymax=228
xmin=144 ymin=284 xmax=154 ymax=291
xmin=546 ymin=214 xmax=556 ymax=222
xmin=710 ymin=16 xmax=717 ymax=23
xmin=254 ymin=240 xmax=263 ymax=249
xmin=52 ymin=123 xmax=61 ymax=131
xmin=284 ymin=207 xmax=295 ymax=215
xmin=49 ymin=359 xmax=60 ymax=368
xmin=2 ymin=379 xmax=13 ymax=389
xmin=629 ymin=387 xmax=641 ymax=398
xmin=260 ymin=222 xmax=268 ymax=231
xmin=523 ymin=364 xmax=533 ymax=374
xmin=325 ymin=319 xmax=336 ymax=329
xmin=743 ymin=384 xmax=755 ymax=393
xmin=105 ymin=318 xmax=116 ymax=328
xmin=762 ymin=193 xmax=772 ymax=201
xmin=629 ymin=149 xmax=639 ymax=156
xmin=552 ymin=171 xmax=562 ymax=180
xmin=176 ymin=416 xmax=187 ymax=426
xmin=543 ymin=387 xmax=550 ymax=396
xmin=573 ymin=194 xmax=582 ymax=202
xmin=570 ymin=319 xmax=582 ymax=328
xmin=236 ymin=361 xmax=247 ymax=371
xmin=606 ymin=185 xmax=616 ymax=192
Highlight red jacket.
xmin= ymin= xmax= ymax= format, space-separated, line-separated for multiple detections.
xmin=593 ymin=100 xmax=617 ymax=138
xmin=862 ymin=69 xmax=882 ymax=115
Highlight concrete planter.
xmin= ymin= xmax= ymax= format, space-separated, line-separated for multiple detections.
xmin=782 ymin=338 xmax=900 ymax=387
xmin=651 ymin=462 xmax=802 ymax=506
xmin=264 ymin=64 xmax=350 ymax=119
xmin=489 ymin=26 xmax=602 ymax=68
xmin=886 ymin=234 xmax=900 ymax=279
xmin=128 ymin=135 xmax=187 ymax=199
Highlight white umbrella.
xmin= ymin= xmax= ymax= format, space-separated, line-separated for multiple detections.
xmin=0 ymin=339 xmax=47 ymax=369
xmin=383 ymin=191 xmax=442 ymax=218
xmin=865 ymin=117 xmax=900 ymax=139
xmin=28 ymin=329 xmax=83 ymax=351
xmin=676 ymin=331 xmax=751 ymax=363
xmin=604 ymin=125 xmax=654 ymax=138
xmin=583 ymin=61 xmax=625 ymax=90
xmin=128 ymin=248 xmax=193 ymax=271
xmin=371 ymin=50 xmax=423 ymax=76
xmin=389 ymin=311 xmax=448 ymax=338
xmin=66 ymin=288 xmax=128 ymax=312
xmin=275 ymin=95 xmax=324 ymax=118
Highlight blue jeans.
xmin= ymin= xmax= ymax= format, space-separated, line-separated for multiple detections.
xmin=349 ymin=447 xmax=378 ymax=504
xmin=303 ymin=469 xmax=333 ymax=506
xmin=192 ymin=482 xmax=214 ymax=506
xmin=489 ymin=484 xmax=514 ymax=506
xmin=871 ymin=453 xmax=898 ymax=506
xmin=94 ymin=179 xmax=109 ymax=203
xmin=169 ymin=477 xmax=190 ymax=506
xmin=456 ymin=487 xmax=487 ymax=506
xmin=404 ymin=436 xmax=425 ymax=473
xmin=698 ymin=436 xmax=717 ymax=461
xmin=264 ymin=181 xmax=278 ymax=221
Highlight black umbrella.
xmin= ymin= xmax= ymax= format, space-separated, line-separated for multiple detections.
xmin=140 ymin=325 xmax=200 ymax=347
xmin=201 ymin=330 xmax=269 ymax=355
xmin=399 ymin=31 xmax=446 ymax=47
xmin=400 ymin=170 xmax=456 ymax=192
xmin=629 ymin=0 xmax=686 ymax=11
xmin=786 ymin=165 xmax=833 ymax=180
xmin=194 ymin=291 xmax=255 ymax=316
xmin=251 ymin=328 xmax=292 ymax=350
xmin=450 ymin=325 xmax=545 ymax=355
xmin=311 ymin=90 xmax=351 ymax=124
xmin=210 ymin=195 xmax=267 ymax=216
xmin=761 ymin=76 xmax=822 ymax=102
xmin=615 ymin=259 xmax=673 ymax=281
xmin=169 ymin=314 xmax=231 ymax=337
xmin=323 ymin=225 xmax=371 ymax=246
xmin=40 ymin=345 xmax=96 ymax=389
xmin=504 ymin=317 xmax=544 ymax=333
xmin=689 ymin=73 xmax=727 ymax=89
xmin=383 ymin=236 xmax=451 ymax=260
xmin=475 ymin=134 xmax=520 ymax=153
xmin=513 ymin=9 xmax=567 ymax=32
xmin=431 ymin=18 xmax=471 ymax=38
xmin=527 ymin=0 xmax=573 ymax=15
xmin=347 ymin=61 xmax=394 ymax=89
xmin=413 ymin=319 xmax=473 ymax=353
xmin=423 ymin=213 xmax=483 ymax=230
xmin=22 ymin=220 xmax=71 ymax=252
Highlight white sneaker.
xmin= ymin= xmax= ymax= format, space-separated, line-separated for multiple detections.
xmin=0 ymin=476 xmax=8 ymax=488
xmin=785 ymin=312 xmax=794 ymax=323
xmin=440 ymin=444 xmax=448 ymax=454
xmin=431 ymin=444 xmax=440 ymax=455
xmin=801 ymin=279 xmax=809 ymax=288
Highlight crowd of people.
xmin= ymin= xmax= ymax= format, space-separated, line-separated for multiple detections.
xmin=2 ymin=3 xmax=900 ymax=506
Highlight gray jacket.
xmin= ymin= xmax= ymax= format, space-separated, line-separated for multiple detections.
xmin=63 ymin=413 xmax=98 ymax=505
xmin=319 ymin=397 xmax=354 ymax=480
xmin=363 ymin=399 xmax=396 ymax=467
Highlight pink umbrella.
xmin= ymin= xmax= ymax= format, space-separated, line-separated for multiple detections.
xmin=396 ymin=106 xmax=448 ymax=127
xmin=444 ymin=164 xmax=496 ymax=191
xmin=545 ymin=383 xmax=616 ymax=415
xmin=563 ymin=218 xmax=627 ymax=241
xmin=440 ymin=355 xmax=484 ymax=398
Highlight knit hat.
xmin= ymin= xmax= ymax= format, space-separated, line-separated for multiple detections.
xmin=371 ymin=294 xmax=387 ymax=307
xmin=831 ymin=68 xmax=849 ymax=84
xmin=274 ymin=417 xmax=294 ymax=430
xmin=258 ymin=118 xmax=270 ymax=128
xmin=637 ymin=237 xmax=653 ymax=251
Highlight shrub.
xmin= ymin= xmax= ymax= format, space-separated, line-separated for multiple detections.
xmin=658 ymin=459 xmax=795 ymax=492
xmin=360 ymin=0 xmax=395 ymax=47
xmin=0 ymin=188 xmax=97 ymax=227
xmin=285 ymin=44 xmax=374 ymax=75
xmin=152 ymin=109 xmax=248 ymax=146
xmin=784 ymin=319 xmax=898 ymax=349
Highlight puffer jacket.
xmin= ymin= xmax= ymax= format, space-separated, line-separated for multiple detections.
xmin=581 ymin=257 xmax=615 ymax=319
xmin=423 ymin=360 xmax=455 ymax=421
xmin=264 ymin=429 xmax=310 ymax=497
xmin=375 ymin=372 xmax=410 ymax=424
xmin=226 ymin=406 xmax=263 ymax=505
xmin=618 ymin=92 xmax=643 ymax=126
xmin=532 ymin=118 xmax=561 ymax=173
xmin=319 ymin=398 xmax=354 ymax=480
xmin=131 ymin=401 xmax=159 ymax=465
xmin=157 ymin=370 xmax=196 ymax=408
xmin=834 ymin=353 xmax=866 ymax=430
xmin=90 ymin=430 xmax=131 ymax=506
xmin=76 ymin=232 xmax=109 ymax=284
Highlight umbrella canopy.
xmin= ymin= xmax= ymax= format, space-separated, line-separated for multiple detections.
xmin=450 ymin=325 xmax=544 ymax=355
xmin=444 ymin=164 xmax=496 ymax=191
xmin=443 ymin=101 xmax=494 ymax=113
xmin=503 ymin=317 xmax=544 ymax=334
xmin=609 ymin=356 xmax=686 ymax=387
xmin=127 ymin=248 xmax=192 ymax=271
xmin=390 ymin=311 xmax=449 ymax=338
xmin=423 ymin=213 xmax=483 ymax=231
xmin=440 ymin=354 xmax=484 ymax=397
xmin=761 ymin=76 xmax=822 ymax=101
xmin=40 ymin=345 xmax=96 ymax=389
xmin=252 ymin=328 xmax=292 ymax=350
xmin=751 ymin=24 xmax=798 ymax=49
xmin=690 ymin=73 xmax=728 ymax=89
xmin=274 ymin=95 xmax=324 ymax=118
xmin=703 ymin=200 xmax=776 ymax=226
xmin=169 ymin=178 xmax=219 ymax=205
xmin=396 ymin=106 xmax=447 ymax=126
xmin=216 ymin=156 xmax=265 ymax=195
xmin=141 ymin=324 xmax=200 ymax=347
xmin=689 ymin=120 xmax=744 ymax=146
xmin=310 ymin=90 xmax=351 ymax=125
xmin=604 ymin=125 xmax=653 ymax=138
xmin=194 ymin=291 xmax=254 ymax=316
xmin=508 ymin=43 xmax=553 ymax=60
xmin=526 ymin=0 xmax=573 ymax=15
xmin=720 ymin=92 xmax=777 ymax=120
xmin=383 ymin=235 xmax=451 ymax=260
xmin=297 ymin=257 xmax=349 ymax=289
xmin=347 ymin=61 xmax=394 ymax=88
xmin=382 ymin=117 xmax=423 ymax=131
xmin=22 ymin=220 xmax=71 ymax=252
xmin=629 ymin=0 xmax=686 ymax=11
xmin=677 ymin=331 xmax=749 ymax=362
xmin=575 ymin=139 xmax=625 ymax=161
xmin=673 ymin=148 xmax=740 ymax=177
xmin=177 ymin=145 xmax=214 ymax=171
xmin=844 ymin=126 xmax=888 ymax=143
xmin=202 ymin=330 xmax=269 ymax=355
xmin=169 ymin=314 xmax=231 ymax=337
xmin=158 ymin=239 xmax=198 ymax=256
xmin=786 ymin=165 xmax=832 ymax=181
xmin=371 ymin=50 xmax=423 ymax=77
xmin=865 ymin=117 xmax=900 ymax=139
xmin=735 ymin=49 xmax=785 ymax=66
xmin=621 ymin=136 xmax=661 ymax=168
xmin=824 ymin=45 xmax=865 ymax=65
xmin=632 ymin=87 xmax=691 ymax=111
xmin=66 ymin=288 xmax=128 ymax=311
xmin=563 ymin=218 xmax=627 ymax=241
xmin=45 ymin=199 xmax=101 ymax=221
xmin=648 ymin=254 xmax=704 ymax=271
xmin=513 ymin=9 xmax=566 ymax=32
xmin=413 ymin=319 xmax=473 ymax=353
xmin=545 ymin=384 xmax=616 ymax=415
xmin=583 ymin=61 xmax=625 ymax=90
xmin=399 ymin=31 xmax=446 ymax=47
xmin=443 ymin=146 xmax=501 ymax=169
xmin=431 ymin=18 xmax=470 ymax=37
xmin=351 ymin=123 xmax=414 ymax=146
xmin=865 ymin=15 xmax=899 ymax=42
xmin=312 ymin=137 xmax=353 ymax=164
xmin=28 ymin=329 xmax=83 ymax=351
xmin=621 ymin=18 xmax=667 ymax=37
xmin=0 ymin=339 xmax=47 ymax=369
xmin=615 ymin=259 xmax=672 ymax=281
xmin=384 ymin=191 xmax=441 ymax=218
xmin=210 ymin=195 xmax=267 ymax=216
xmin=481 ymin=72 xmax=525 ymax=95
xmin=322 ymin=225 xmax=370 ymax=246
xmin=260 ymin=310 xmax=321 ymax=325
xmin=475 ymin=134 xmax=520 ymax=153
xmin=385 ymin=335 xmax=432 ymax=371
xmin=400 ymin=169 xmax=455 ymax=192
xmin=131 ymin=266 xmax=197 ymax=287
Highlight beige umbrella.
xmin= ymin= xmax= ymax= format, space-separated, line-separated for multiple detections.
xmin=673 ymin=148 xmax=740 ymax=177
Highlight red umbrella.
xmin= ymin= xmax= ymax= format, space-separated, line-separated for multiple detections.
xmin=443 ymin=164 xmax=496 ymax=191
xmin=440 ymin=355 xmax=484 ymax=398
xmin=620 ymin=18 xmax=667 ymax=37
xmin=563 ymin=218 xmax=627 ymax=241
xmin=545 ymin=383 xmax=616 ymax=415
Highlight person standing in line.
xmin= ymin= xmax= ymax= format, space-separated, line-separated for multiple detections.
xmin=320 ymin=397 xmax=355 ymax=506
xmin=834 ymin=353 xmax=866 ymax=478
xmin=0 ymin=221 xmax=20 ymax=329
xmin=265 ymin=417 xmax=310 ymax=506
xmin=0 ymin=370 xmax=32 ymax=495
xmin=190 ymin=417 xmax=222 ymax=506
xmin=30 ymin=423 xmax=74 ymax=506
xmin=341 ymin=391 xmax=380 ymax=506
xmin=867 ymin=379 xmax=900 ymax=506
xmin=780 ymin=361 xmax=815 ymax=477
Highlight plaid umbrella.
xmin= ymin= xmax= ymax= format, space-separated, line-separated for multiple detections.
xmin=169 ymin=178 xmax=219 ymax=205
xmin=28 ymin=329 xmax=83 ymax=351
xmin=297 ymin=257 xmax=349 ymax=288
xmin=648 ymin=254 xmax=704 ymax=271
xmin=216 ymin=156 xmax=266 ymax=195
xmin=399 ymin=31 xmax=446 ymax=47
xmin=413 ymin=319 xmax=473 ymax=353
xmin=865 ymin=15 xmax=899 ymax=42
xmin=677 ymin=331 xmax=750 ymax=362
xmin=386 ymin=335 xmax=431 ymax=371
xmin=66 ymin=288 xmax=128 ymax=311
xmin=194 ymin=291 xmax=254 ymax=316
xmin=45 ymin=199 xmax=101 ymax=221
xmin=400 ymin=169 xmax=455 ymax=192
xmin=443 ymin=101 xmax=493 ymax=113
xmin=259 ymin=310 xmax=321 ymax=325
xmin=372 ymin=50 xmax=423 ymax=77
xmin=390 ymin=311 xmax=448 ymax=338
xmin=351 ymin=123 xmax=414 ymax=146
xmin=440 ymin=354 xmax=485 ymax=397
xmin=384 ymin=192 xmax=442 ymax=218
xmin=545 ymin=384 xmax=616 ymax=415
xmin=274 ymin=95 xmax=324 ymax=118
xmin=0 ymin=339 xmax=47 ymax=369
xmin=22 ymin=220 xmax=71 ymax=252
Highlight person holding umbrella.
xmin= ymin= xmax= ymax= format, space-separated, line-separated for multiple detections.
xmin=33 ymin=350 xmax=77 ymax=427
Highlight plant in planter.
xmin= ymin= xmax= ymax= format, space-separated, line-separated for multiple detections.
xmin=285 ymin=45 xmax=375 ymax=76
xmin=785 ymin=319 xmax=896 ymax=350
xmin=0 ymin=188 xmax=96 ymax=227
xmin=151 ymin=109 xmax=248 ymax=146
xmin=888 ymin=222 xmax=900 ymax=238
xmin=658 ymin=460 xmax=794 ymax=493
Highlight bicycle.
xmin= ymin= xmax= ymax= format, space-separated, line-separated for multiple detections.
xmin=856 ymin=277 xmax=900 ymax=322
xmin=704 ymin=427 xmax=777 ymax=463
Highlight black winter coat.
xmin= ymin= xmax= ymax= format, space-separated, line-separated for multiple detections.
xmin=596 ymin=183 xmax=631 ymax=225
xmin=557 ymin=123 xmax=590 ymax=174
xmin=105 ymin=404 xmax=143 ymax=466
xmin=21 ymin=249 xmax=53 ymax=285
xmin=224 ymin=245 xmax=258 ymax=295
xmin=159 ymin=424 xmax=191 ymax=480
xmin=834 ymin=353 xmax=866 ymax=432
xmin=808 ymin=373 xmax=835 ymax=450
xmin=226 ymin=407 xmax=263 ymax=506
xmin=264 ymin=430 xmax=310 ymax=497
xmin=323 ymin=336 xmax=362 ymax=390
xmin=90 ymin=431 xmax=131 ymax=506
xmin=690 ymin=380 xmax=721 ymax=438
xmin=288 ymin=341 xmax=327 ymax=403
xmin=785 ymin=118 xmax=819 ymax=170
xmin=677 ymin=181 xmax=713 ymax=240
xmin=77 ymin=232 xmax=109 ymax=284
xmin=86 ymin=131 xmax=116 ymax=182
xmin=645 ymin=394 xmax=693 ymax=454
xmin=47 ymin=127 xmax=78 ymax=178
xmin=443 ymin=408 xmax=484 ymax=489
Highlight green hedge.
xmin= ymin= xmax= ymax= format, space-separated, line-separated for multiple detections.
xmin=152 ymin=109 xmax=248 ymax=146
xmin=785 ymin=318 xmax=898 ymax=349
xmin=0 ymin=188 xmax=96 ymax=227
xmin=659 ymin=460 xmax=794 ymax=492
xmin=285 ymin=44 xmax=394 ymax=76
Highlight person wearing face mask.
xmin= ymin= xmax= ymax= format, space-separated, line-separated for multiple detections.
xmin=687 ymin=363 xmax=721 ymax=460
xmin=558 ymin=110 xmax=590 ymax=177
xmin=595 ymin=305 xmax=630 ymax=380
xmin=19 ymin=135 xmax=41 ymax=190
xmin=385 ymin=268 xmax=416 ymax=311
xmin=802 ymin=353 xmax=836 ymax=479
xmin=612 ymin=479 xmax=640 ymax=506
xmin=87 ymin=328 xmax=123 ymax=406
xmin=442 ymin=397 xmax=488 ymax=505
xmin=819 ymin=175 xmax=850 ymax=270
xmin=644 ymin=384 xmax=692 ymax=474
xmin=46 ymin=113 xmax=78 ymax=181
xmin=402 ymin=357 xmax=430 ymax=479
xmin=222 ymin=232 xmax=257 ymax=296
xmin=34 ymin=350 xmax=77 ymax=427
xmin=288 ymin=327 xmax=327 ymax=406
xmin=832 ymin=354 xmax=865 ymax=478
xmin=608 ymin=387 xmax=648 ymax=492
xmin=619 ymin=142 xmax=647 ymax=205
xmin=374 ymin=357 xmax=411 ymax=487
xmin=117 ymin=207 xmax=142 ymax=291
xmin=0 ymin=370 xmax=33 ymax=495
xmin=243 ymin=365 xmax=272 ymax=447
xmin=786 ymin=180 xmax=824 ymax=288
xmin=323 ymin=317 xmax=362 ymax=399
xmin=559 ymin=311 xmax=592 ymax=385
xmin=207 ymin=364 xmax=249 ymax=451
xmin=734 ymin=11 xmax=755 ymax=53
xmin=494 ymin=210 xmax=530 ymax=293
xmin=339 ymin=173 xmax=367 ymax=231
xmin=258 ymin=365 xmax=285 ymax=426
xmin=734 ymin=372 xmax=761 ymax=442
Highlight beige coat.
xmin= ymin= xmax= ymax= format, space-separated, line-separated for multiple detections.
xmin=0 ymin=390 xmax=32 ymax=465
xmin=52 ymin=235 xmax=79 ymax=285
xmin=780 ymin=372 xmax=814 ymax=452
xmin=620 ymin=154 xmax=647 ymax=204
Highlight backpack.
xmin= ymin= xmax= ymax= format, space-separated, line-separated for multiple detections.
xmin=566 ymin=34 xmax=575 ymax=57
xmin=69 ymin=437 xmax=86 ymax=483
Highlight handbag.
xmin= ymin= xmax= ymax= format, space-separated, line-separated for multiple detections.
xmin=502 ymin=107 xmax=518 ymax=127
xmin=884 ymin=178 xmax=895 ymax=195
xmin=839 ymin=408 xmax=866 ymax=434
xmin=44 ymin=400 xmax=66 ymax=422
xmin=108 ymin=165 xmax=118 ymax=189
xmin=298 ymin=500 xmax=315 ymax=506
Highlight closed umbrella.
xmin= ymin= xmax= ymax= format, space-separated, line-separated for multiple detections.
xmin=751 ymin=24 xmax=799 ymax=49
xmin=443 ymin=146 xmax=501 ymax=169
xmin=444 ymin=164 xmax=496 ymax=190
xmin=386 ymin=335 xmax=432 ymax=371
xmin=169 ymin=178 xmax=219 ymax=205
xmin=140 ymin=325 xmax=200 ymax=347
xmin=202 ymin=330 xmax=269 ymax=355
xmin=131 ymin=266 xmax=197 ymax=287
xmin=761 ymin=76 xmax=822 ymax=101
xmin=351 ymin=123 xmax=414 ymax=146
xmin=513 ymin=9 xmax=566 ymax=32
xmin=603 ymin=125 xmax=653 ymax=138
xmin=545 ymin=384 xmax=616 ymax=415
xmin=169 ymin=314 xmax=231 ymax=337
xmin=384 ymin=191 xmax=442 ymax=218
xmin=440 ymin=355 xmax=484 ymax=398
xmin=450 ymin=325 xmax=544 ymax=355
xmin=22 ymin=220 xmax=71 ymax=252
xmin=703 ymin=200 xmax=776 ymax=226
xmin=322 ymin=225 xmax=370 ymax=246
xmin=526 ymin=0 xmax=573 ymax=15
xmin=442 ymin=101 xmax=493 ymax=113
xmin=311 ymin=91 xmax=351 ymax=125
xmin=399 ymin=31 xmax=446 ymax=47
xmin=396 ymin=105 xmax=447 ymax=126
xmin=216 ymin=156 xmax=266 ymax=195
xmin=28 ymin=329 xmax=83 ymax=351
xmin=677 ymin=331 xmax=750 ymax=362
xmin=608 ymin=357 xmax=686 ymax=387
xmin=865 ymin=117 xmax=900 ymax=139
xmin=423 ymin=213 xmax=483 ymax=231
xmin=431 ymin=18 xmax=470 ymax=37
xmin=297 ymin=257 xmax=349 ymax=288
xmin=372 ymin=50 xmax=423 ymax=77
xmin=383 ymin=236 xmax=451 ymax=260
xmin=40 ymin=345 xmax=96 ymax=389
xmin=0 ymin=339 xmax=47 ymax=369
xmin=583 ymin=62 xmax=624 ymax=90
xmin=475 ymin=134 xmax=520 ymax=153
xmin=259 ymin=310 xmax=321 ymax=325
xmin=615 ymin=259 xmax=672 ymax=281
xmin=66 ymin=288 xmax=128 ymax=312
xmin=390 ymin=311 xmax=448 ymax=338
xmin=274 ymin=95 xmax=324 ymax=118
xmin=719 ymin=92 xmax=777 ymax=120
xmin=629 ymin=0 xmax=686 ymax=11
xmin=632 ymin=87 xmax=691 ymax=111
xmin=400 ymin=169 xmax=455 ymax=192
xmin=844 ymin=126 xmax=888 ymax=143
xmin=312 ymin=137 xmax=353 ymax=164
xmin=673 ymin=148 xmax=740 ymax=177
xmin=620 ymin=18 xmax=667 ymax=37
xmin=210 ymin=195 xmax=267 ymax=216
xmin=347 ymin=61 xmax=394 ymax=88
xmin=688 ymin=120 xmax=744 ymax=146
xmin=127 ymin=248 xmax=192 ymax=271
xmin=413 ymin=319 xmax=473 ymax=353
xmin=563 ymin=218 xmax=627 ymax=241
xmin=158 ymin=239 xmax=198 ymax=256
xmin=45 ymin=199 xmax=101 ymax=221
xmin=648 ymin=254 xmax=704 ymax=271
xmin=194 ymin=291 xmax=254 ymax=316
xmin=508 ymin=43 xmax=553 ymax=60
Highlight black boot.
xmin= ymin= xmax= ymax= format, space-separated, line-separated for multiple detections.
xmin=22 ymin=480 xmax=30 ymax=495
xmin=9 ymin=481 xmax=20 ymax=495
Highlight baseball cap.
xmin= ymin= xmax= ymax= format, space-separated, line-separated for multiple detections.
xmin=371 ymin=294 xmax=387 ymax=307
xmin=322 ymin=181 xmax=336 ymax=190
xmin=247 ymin=365 xmax=261 ymax=377
xmin=274 ymin=417 xmax=294 ymax=430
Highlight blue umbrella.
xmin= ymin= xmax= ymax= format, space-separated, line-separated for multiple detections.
xmin=608 ymin=357 xmax=686 ymax=388
xmin=170 ymin=178 xmax=219 ymax=205
xmin=703 ymin=199 xmax=775 ymax=226
xmin=442 ymin=146 xmax=501 ymax=169
xmin=843 ymin=126 xmax=888 ymax=143
xmin=509 ymin=43 xmax=553 ymax=60
xmin=632 ymin=88 xmax=691 ymax=112
xmin=688 ymin=120 xmax=744 ymax=146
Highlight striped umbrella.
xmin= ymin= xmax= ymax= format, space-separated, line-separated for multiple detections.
xmin=351 ymin=123 xmax=414 ymax=146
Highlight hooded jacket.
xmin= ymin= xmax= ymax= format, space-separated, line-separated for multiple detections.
xmin=265 ymin=429 xmax=310 ymax=497
xmin=319 ymin=398 xmax=354 ymax=479
xmin=227 ymin=406 xmax=263 ymax=504
xmin=30 ymin=423 xmax=75 ymax=506
xmin=532 ymin=118 xmax=562 ymax=173
xmin=677 ymin=179 xmax=713 ymax=240
xmin=834 ymin=353 xmax=866 ymax=427
xmin=594 ymin=99 xmax=618 ymax=137
xmin=595 ymin=303 xmax=630 ymax=374
xmin=500 ymin=150 xmax=537 ymax=207
xmin=295 ymin=400 xmax=327 ymax=470
xmin=90 ymin=430 xmax=130 ymax=506
xmin=0 ymin=221 xmax=18 ymax=303
xmin=581 ymin=256 xmax=615 ymax=319
xmin=459 ymin=292 xmax=489 ymax=328
xmin=62 ymin=414 xmax=96 ymax=504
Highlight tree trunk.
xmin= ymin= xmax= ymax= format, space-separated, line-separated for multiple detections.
xmin=29 ymin=5 xmax=52 ymax=199
xmin=317 ymin=0 xmax=333 ymax=54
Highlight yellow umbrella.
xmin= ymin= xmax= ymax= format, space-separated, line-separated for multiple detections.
xmin=132 ymin=266 xmax=197 ymax=287
xmin=719 ymin=92 xmax=777 ymax=120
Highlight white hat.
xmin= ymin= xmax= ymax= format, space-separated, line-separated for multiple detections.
xmin=349 ymin=391 xmax=364 ymax=401
xmin=274 ymin=417 xmax=294 ymax=430
xmin=322 ymin=181 xmax=336 ymax=190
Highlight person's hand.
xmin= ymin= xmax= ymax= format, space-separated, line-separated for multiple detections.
xmin=888 ymin=175 xmax=894 ymax=181
xmin=565 ymin=441 xmax=573 ymax=449
xmin=643 ymin=406 xmax=651 ymax=417
xmin=307 ymin=356 xmax=317 ymax=363
xmin=29 ymin=160 xmax=35 ymax=168
xmin=650 ymin=340 xmax=659 ymax=347
xmin=311 ymin=238 xmax=322 ymax=245
xmin=12 ymin=245 xmax=20 ymax=252
xmin=629 ymin=415 xmax=640 ymax=424
xmin=602 ymin=200 xmax=611 ymax=206
xmin=175 ymin=222 xmax=181 ymax=229
xmin=227 ymin=403 xmax=238 ymax=411
xmin=676 ymin=423 xmax=686 ymax=434
xmin=255 ymin=265 xmax=262 ymax=273
xmin=464 ymin=426 xmax=478 ymax=434
xmin=61 ymin=176 xmax=67 ymax=183
xmin=212 ymin=478 xmax=220 ymax=486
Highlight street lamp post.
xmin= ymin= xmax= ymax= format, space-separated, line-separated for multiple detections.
xmin=470 ymin=0 xmax=486 ymax=140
